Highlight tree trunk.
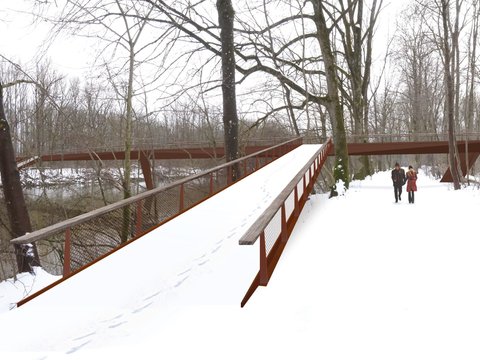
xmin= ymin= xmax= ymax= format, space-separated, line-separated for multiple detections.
xmin=0 ymin=84 xmax=39 ymax=273
xmin=311 ymin=1 xmax=350 ymax=194
xmin=441 ymin=0 xmax=461 ymax=190
xmin=121 ymin=45 xmax=135 ymax=243
xmin=217 ymin=0 xmax=240 ymax=181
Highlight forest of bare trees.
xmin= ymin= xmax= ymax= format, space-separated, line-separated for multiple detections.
xmin=1 ymin=0 xmax=480 ymax=278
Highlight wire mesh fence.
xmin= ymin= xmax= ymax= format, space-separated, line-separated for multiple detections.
xmin=10 ymin=137 xmax=303 ymax=281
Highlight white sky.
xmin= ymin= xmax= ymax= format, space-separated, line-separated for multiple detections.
xmin=0 ymin=0 xmax=412 ymax=104
xmin=1 ymin=0 xmax=97 ymax=77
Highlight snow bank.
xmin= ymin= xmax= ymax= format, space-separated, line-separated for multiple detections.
xmin=0 ymin=267 xmax=60 ymax=314
xmin=1 ymin=164 xmax=479 ymax=360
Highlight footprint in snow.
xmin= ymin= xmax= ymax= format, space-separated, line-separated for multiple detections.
xmin=174 ymin=276 xmax=189 ymax=288
xmin=132 ymin=302 xmax=153 ymax=314
xmin=194 ymin=254 xmax=206 ymax=261
xmin=108 ymin=321 xmax=127 ymax=329
xmin=65 ymin=340 xmax=92 ymax=354
xmin=177 ymin=268 xmax=191 ymax=277
xmin=211 ymin=245 xmax=222 ymax=254
xmin=197 ymin=259 xmax=210 ymax=266
xmin=101 ymin=313 xmax=123 ymax=323
xmin=143 ymin=290 xmax=162 ymax=301
xmin=72 ymin=332 xmax=96 ymax=342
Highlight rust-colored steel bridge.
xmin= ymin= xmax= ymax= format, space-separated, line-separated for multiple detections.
xmin=343 ymin=139 xmax=480 ymax=182
xmin=17 ymin=134 xmax=480 ymax=185
xmin=9 ymin=134 xmax=480 ymax=308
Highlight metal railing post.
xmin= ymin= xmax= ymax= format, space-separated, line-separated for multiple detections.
xmin=209 ymin=172 xmax=214 ymax=195
xmin=303 ymin=174 xmax=307 ymax=197
xmin=179 ymin=184 xmax=185 ymax=211
xmin=63 ymin=227 xmax=71 ymax=277
xmin=135 ymin=200 xmax=143 ymax=237
xmin=259 ymin=231 xmax=268 ymax=286
xmin=294 ymin=186 xmax=299 ymax=217
xmin=281 ymin=203 xmax=287 ymax=243
xmin=227 ymin=165 xmax=233 ymax=185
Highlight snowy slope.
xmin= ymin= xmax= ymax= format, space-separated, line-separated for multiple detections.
xmin=1 ymin=165 xmax=479 ymax=359
xmin=0 ymin=145 xmax=322 ymax=359
xmin=248 ymin=169 xmax=480 ymax=360
xmin=0 ymin=268 xmax=60 ymax=314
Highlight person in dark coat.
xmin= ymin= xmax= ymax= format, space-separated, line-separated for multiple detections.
xmin=391 ymin=162 xmax=406 ymax=203
xmin=406 ymin=165 xmax=418 ymax=204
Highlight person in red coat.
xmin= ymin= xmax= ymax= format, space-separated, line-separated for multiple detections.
xmin=406 ymin=165 xmax=417 ymax=204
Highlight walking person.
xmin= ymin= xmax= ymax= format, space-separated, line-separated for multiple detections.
xmin=406 ymin=165 xmax=418 ymax=204
xmin=391 ymin=162 xmax=406 ymax=203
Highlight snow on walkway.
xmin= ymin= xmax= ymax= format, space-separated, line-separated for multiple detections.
xmin=249 ymin=170 xmax=480 ymax=360
xmin=2 ymin=161 xmax=480 ymax=360
xmin=0 ymin=145 xmax=322 ymax=359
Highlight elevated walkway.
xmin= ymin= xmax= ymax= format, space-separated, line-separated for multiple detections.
xmin=2 ymin=143 xmax=330 ymax=354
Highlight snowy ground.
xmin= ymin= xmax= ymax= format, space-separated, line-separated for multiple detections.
xmin=1 ymin=164 xmax=479 ymax=359
xmin=0 ymin=268 xmax=60 ymax=314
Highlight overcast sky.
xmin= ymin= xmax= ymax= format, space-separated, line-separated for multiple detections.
xmin=0 ymin=0 xmax=410 ymax=86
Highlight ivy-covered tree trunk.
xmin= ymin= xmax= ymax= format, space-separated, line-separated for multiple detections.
xmin=0 ymin=84 xmax=39 ymax=273
xmin=216 ymin=0 xmax=240 ymax=181
xmin=311 ymin=1 xmax=350 ymax=195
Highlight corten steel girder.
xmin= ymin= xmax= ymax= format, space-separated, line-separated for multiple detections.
xmin=339 ymin=140 xmax=480 ymax=183
xmin=344 ymin=140 xmax=480 ymax=156
xmin=16 ymin=145 xmax=273 ymax=163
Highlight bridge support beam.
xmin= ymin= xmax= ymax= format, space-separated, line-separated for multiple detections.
xmin=440 ymin=152 xmax=479 ymax=182
xmin=139 ymin=151 xmax=154 ymax=190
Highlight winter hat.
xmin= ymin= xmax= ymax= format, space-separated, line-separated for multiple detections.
xmin=408 ymin=165 xmax=413 ymax=169
xmin=395 ymin=162 xmax=400 ymax=167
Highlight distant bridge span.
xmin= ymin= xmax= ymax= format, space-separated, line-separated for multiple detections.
xmin=343 ymin=140 xmax=480 ymax=182
xmin=16 ymin=137 xmax=480 ymax=185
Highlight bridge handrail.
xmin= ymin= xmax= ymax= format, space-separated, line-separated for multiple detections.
xmin=239 ymin=138 xmax=332 ymax=246
xmin=16 ymin=137 xmax=295 ymax=160
xmin=12 ymin=137 xmax=303 ymax=247
xmin=238 ymin=138 xmax=333 ymax=306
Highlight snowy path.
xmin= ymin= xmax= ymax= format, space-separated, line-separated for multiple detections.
xmin=249 ymin=171 xmax=480 ymax=359
xmin=2 ymin=162 xmax=480 ymax=359
xmin=0 ymin=145 xmax=322 ymax=359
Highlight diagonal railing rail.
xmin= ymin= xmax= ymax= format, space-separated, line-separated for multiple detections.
xmin=11 ymin=137 xmax=303 ymax=289
xmin=239 ymin=138 xmax=333 ymax=307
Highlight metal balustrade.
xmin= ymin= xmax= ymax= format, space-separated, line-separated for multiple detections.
xmin=11 ymin=138 xmax=303 ymax=285
xmin=239 ymin=138 xmax=334 ymax=307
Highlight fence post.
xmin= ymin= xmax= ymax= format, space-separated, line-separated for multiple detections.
xmin=135 ymin=199 xmax=143 ymax=237
xmin=255 ymin=157 xmax=260 ymax=171
xmin=294 ymin=186 xmax=299 ymax=217
xmin=281 ymin=203 xmax=287 ymax=243
xmin=243 ymin=159 xmax=247 ymax=178
xmin=227 ymin=165 xmax=233 ymax=185
xmin=179 ymin=183 xmax=185 ymax=211
xmin=303 ymin=174 xmax=307 ymax=197
xmin=259 ymin=231 xmax=268 ymax=286
xmin=63 ymin=227 xmax=71 ymax=277
xmin=209 ymin=172 xmax=214 ymax=195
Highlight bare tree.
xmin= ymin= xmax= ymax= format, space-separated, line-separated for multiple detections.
xmin=216 ymin=0 xmax=240 ymax=180
xmin=0 ymin=82 xmax=39 ymax=273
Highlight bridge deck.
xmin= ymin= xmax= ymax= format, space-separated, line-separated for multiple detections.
xmin=0 ymin=144 xmax=322 ymax=354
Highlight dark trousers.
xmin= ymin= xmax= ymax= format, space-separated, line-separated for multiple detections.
xmin=408 ymin=191 xmax=415 ymax=203
xmin=394 ymin=184 xmax=403 ymax=202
